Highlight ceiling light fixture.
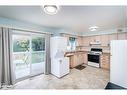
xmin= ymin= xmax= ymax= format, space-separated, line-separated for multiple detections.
xmin=43 ymin=5 xmax=60 ymax=15
xmin=89 ymin=26 xmax=99 ymax=31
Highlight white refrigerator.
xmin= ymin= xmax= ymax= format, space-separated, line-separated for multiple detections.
xmin=110 ymin=40 xmax=127 ymax=88
xmin=50 ymin=36 xmax=69 ymax=78
xmin=0 ymin=33 xmax=2 ymax=88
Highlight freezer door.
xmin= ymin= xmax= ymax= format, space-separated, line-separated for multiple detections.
xmin=60 ymin=58 xmax=69 ymax=77
xmin=110 ymin=40 xmax=127 ymax=88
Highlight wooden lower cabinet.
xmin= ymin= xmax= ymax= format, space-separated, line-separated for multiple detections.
xmin=70 ymin=52 xmax=87 ymax=68
xmin=100 ymin=53 xmax=110 ymax=70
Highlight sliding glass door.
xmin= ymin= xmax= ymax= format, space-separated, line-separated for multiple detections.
xmin=13 ymin=34 xmax=30 ymax=80
xmin=12 ymin=31 xmax=45 ymax=81
xmin=31 ymin=34 xmax=45 ymax=76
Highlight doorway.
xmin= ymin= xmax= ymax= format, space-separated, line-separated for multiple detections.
xmin=12 ymin=31 xmax=46 ymax=81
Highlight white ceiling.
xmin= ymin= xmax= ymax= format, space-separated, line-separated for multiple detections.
xmin=0 ymin=6 xmax=127 ymax=34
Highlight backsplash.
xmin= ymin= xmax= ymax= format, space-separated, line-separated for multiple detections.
xmin=76 ymin=46 xmax=110 ymax=53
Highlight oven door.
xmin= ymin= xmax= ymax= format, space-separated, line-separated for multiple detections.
xmin=88 ymin=54 xmax=100 ymax=63
xmin=88 ymin=54 xmax=100 ymax=67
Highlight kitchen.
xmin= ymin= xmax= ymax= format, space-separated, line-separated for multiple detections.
xmin=51 ymin=29 xmax=127 ymax=89
xmin=63 ymin=31 xmax=127 ymax=70
xmin=0 ymin=6 xmax=127 ymax=89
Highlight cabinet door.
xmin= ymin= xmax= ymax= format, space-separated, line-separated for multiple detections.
xmin=109 ymin=34 xmax=117 ymax=45
xmin=100 ymin=54 xmax=110 ymax=70
xmin=78 ymin=53 xmax=84 ymax=65
xmin=84 ymin=53 xmax=88 ymax=64
xmin=83 ymin=37 xmax=90 ymax=46
xmin=70 ymin=56 xmax=74 ymax=68
xmin=101 ymin=35 xmax=109 ymax=46
xmin=89 ymin=36 xmax=95 ymax=42
xmin=118 ymin=33 xmax=127 ymax=40
xmin=70 ymin=54 xmax=78 ymax=68
xmin=95 ymin=35 xmax=101 ymax=42
xmin=77 ymin=37 xmax=83 ymax=46
xmin=109 ymin=34 xmax=117 ymax=40
xmin=78 ymin=53 xmax=88 ymax=65
xmin=76 ymin=54 xmax=81 ymax=66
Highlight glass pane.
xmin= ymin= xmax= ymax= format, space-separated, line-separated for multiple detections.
xmin=12 ymin=35 xmax=30 ymax=79
xmin=32 ymin=51 xmax=45 ymax=63
xmin=13 ymin=53 xmax=30 ymax=79
xmin=32 ymin=37 xmax=45 ymax=51
xmin=13 ymin=35 xmax=30 ymax=52
xmin=31 ymin=36 xmax=45 ymax=75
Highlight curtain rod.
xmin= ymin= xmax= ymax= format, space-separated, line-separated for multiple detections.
xmin=0 ymin=25 xmax=53 ymax=35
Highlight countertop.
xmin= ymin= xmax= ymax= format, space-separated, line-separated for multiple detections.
xmin=65 ymin=50 xmax=110 ymax=57
xmin=66 ymin=50 xmax=88 ymax=53
xmin=65 ymin=50 xmax=88 ymax=57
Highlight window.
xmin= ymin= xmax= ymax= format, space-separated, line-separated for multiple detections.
xmin=68 ymin=37 xmax=77 ymax=51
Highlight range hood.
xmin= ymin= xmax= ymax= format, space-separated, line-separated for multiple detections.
xmin=90 ymin=41 xmax=101 ymax=45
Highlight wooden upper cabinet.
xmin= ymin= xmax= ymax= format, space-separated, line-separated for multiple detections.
xmin=118 ymin=33 xmax=127 ymax=40
xmin=109 ymin=34 xmax=117 ymax=44
xmin=83 ymin=37 xmax=90 ymax=46
xmin=89 ymin=36 xmax=94 ymax=42
xmin=83 ymin=35 xmax=101 ymax=46
xmin=89 ymin=35 xmax=101 ymax=43
xmin=77 ymin=36 xmax=83 ymax=46
xmin=82 ymin=33 xmax=127 ymax=46
xmin=100 ymin=35 xmax=109 ymax=46
xmin=94 ymin=35 xmax=101 ymax=42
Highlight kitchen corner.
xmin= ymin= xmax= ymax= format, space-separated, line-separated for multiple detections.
xmin=63 ymin=34 xmax=111 ymax=70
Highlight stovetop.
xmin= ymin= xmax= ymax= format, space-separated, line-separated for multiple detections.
xmin=88 ymin=48 xmax=103 ymax=55
xmin=88 ymin=51 xmax=102 ymax=55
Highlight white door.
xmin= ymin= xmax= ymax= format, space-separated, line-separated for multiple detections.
xmin=110 ymin=40 xmax=127 ymax=88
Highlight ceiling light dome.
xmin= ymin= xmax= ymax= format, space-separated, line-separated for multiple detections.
xmin=43 ymin=5 xmax=60 ymax=15
xmin=89 ymin=26 xmax=99 ymax=31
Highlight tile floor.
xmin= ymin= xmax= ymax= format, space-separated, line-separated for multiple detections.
xmin=2 ymin=65 xmax=110 ymax=89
